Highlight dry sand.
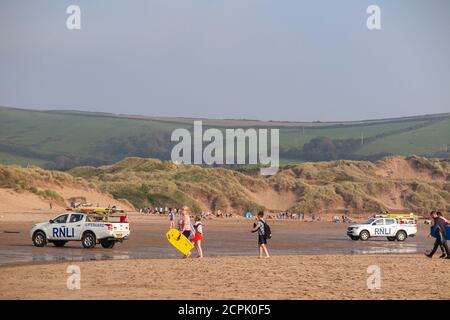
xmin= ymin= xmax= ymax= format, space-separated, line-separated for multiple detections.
xmin=1 ymin=254 xmax=449 ymax=300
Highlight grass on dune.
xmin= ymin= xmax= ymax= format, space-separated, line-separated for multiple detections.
xmin=68 ymin=156 xmax=450 ymax=216
xmin=1 ymin=155 xmax=449 ymax=216
xmin=0 ymin=164 xmax=94 ymax=206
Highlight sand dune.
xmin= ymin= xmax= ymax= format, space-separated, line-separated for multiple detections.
xmin=0 ymin=186 xmax=133 ymax=214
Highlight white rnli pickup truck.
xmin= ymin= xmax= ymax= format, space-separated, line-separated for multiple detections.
xmin=347 ymin=217 xmax=417 ymax=241
xmin=30 ymin=212 xmax=130 ymax=249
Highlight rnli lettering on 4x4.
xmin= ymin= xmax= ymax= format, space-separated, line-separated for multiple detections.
xmin=30 ymin=212 xmax=130 ymax=249
xmin=52 ymin=227 xmax=75 ymax=238
xmin=374 ymin=227 xmax=392 ymax=235
xmin=346 ymin=216 xmax=417 ymax=241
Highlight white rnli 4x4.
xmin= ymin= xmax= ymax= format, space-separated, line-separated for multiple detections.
xmin=30 ymin=212 xmax=130 ymax=249
xmin=347 ymin=217 xmax=417 ymax=241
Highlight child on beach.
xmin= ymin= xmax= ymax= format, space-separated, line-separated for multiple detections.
xmin=192 ymin=216 xmax=204 ymax=258
xmin=169 ymin=209 xmax=176 ymax=229
xmin=251 ymin=211 xmax=270 ymax=258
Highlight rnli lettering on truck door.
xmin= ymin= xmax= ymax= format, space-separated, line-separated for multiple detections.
xmin=52 ymin=227 xmax=75 ymax=238
xmin=374 ymin=227 xmax=391 ymax=235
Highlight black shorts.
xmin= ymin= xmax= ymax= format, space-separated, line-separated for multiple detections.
xmin=182 ymin=230 xmax=191 ymax=239
xmin=258 ymin=235 xmax=267 ymax=245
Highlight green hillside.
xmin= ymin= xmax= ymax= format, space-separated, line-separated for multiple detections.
xmin=356 ymin=117 xmax=450 ymax=156
xmin=0 ymin=106 xmax=449 ymax=169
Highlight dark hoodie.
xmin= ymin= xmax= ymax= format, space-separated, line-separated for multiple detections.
xmin=435 ymin=216 xmax=447 ymax=237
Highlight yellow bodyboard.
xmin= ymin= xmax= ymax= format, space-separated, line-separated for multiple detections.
xmin=166 ymin=228 xmax=194 ymax=256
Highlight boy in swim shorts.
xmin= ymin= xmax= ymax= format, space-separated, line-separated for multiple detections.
xmin=251 ymin=211 xmax=270 ymax=258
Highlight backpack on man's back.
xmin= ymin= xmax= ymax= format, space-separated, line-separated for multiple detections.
xmin=262 ymin=220 xmax=272 ymax=239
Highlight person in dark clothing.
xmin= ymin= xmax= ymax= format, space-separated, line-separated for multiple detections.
xmin=435 ymin=212 xmax=449 ymax=257
xmin=425 ymin=211 xmax=450 ymax=259
xmin=251 ymin=211 xmax=270 ymax=258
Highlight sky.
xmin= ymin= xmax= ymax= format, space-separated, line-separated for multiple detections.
xmin=0 ymin=0 xmax=449 ymax=121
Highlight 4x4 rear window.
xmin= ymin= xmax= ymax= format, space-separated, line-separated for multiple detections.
xmin=53 ymin=214 xmax=68 ymax=224
xmin=69 ymin=214 xmax=84 ymax=223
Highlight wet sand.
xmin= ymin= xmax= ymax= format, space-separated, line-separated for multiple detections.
xmin=1 ymin=254 xmax=449 ymax=300
xmin=0 ymin=213 xmax=432 ymax=265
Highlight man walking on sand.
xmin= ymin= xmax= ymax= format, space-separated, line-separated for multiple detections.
xmin=426 ymin=211 xmax=450 ymax=259
xmin=251 ymin=211 xmax=270 ymax=258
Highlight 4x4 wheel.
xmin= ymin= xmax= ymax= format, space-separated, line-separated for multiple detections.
xmin=32 ymin=231 xmax=47 ymax=247
xmin=359 ymin=230 xmax=370 ymax=241
xmin=82 ymin=232 xmax=96 ymax=249
xmin=396 ymin=230 xmax=407 ymax=242
xmin=52 ymin=240 xmax=68 ymax=247
xmin=100 ymin=240 xmax=115 ymax=249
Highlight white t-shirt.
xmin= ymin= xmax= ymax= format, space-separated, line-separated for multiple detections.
xmin=195 ymin=222 xmax=203 ymax=234
xmin=257 ymin=220 xmax=265 ymax=236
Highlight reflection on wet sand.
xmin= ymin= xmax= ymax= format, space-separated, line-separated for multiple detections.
xmin=0 ymin=218 xmax=431 ymax=266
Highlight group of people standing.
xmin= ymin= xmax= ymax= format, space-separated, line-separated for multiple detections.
xmin=173 ymin=207 xmax=271 ymax=259
xmin=176 ymin=206 xmax=204 ymax=259
xmin=141 ymin=206 xmax=180 ymax=215
xmin=169 ymin=206 xmax=450 ymax=260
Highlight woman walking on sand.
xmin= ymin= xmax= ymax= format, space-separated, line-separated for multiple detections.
xmin=192 ymin=216 xmax=204 ymax=258
xmin=180 ymin=206 xmax=192 ymax=238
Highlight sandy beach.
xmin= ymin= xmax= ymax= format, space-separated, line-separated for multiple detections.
xmin=0 ymin=213 xmax=447 ymax=300
xmin=1 ymin=254 xmax=449 ymax=300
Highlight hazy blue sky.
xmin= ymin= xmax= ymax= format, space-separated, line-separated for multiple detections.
xmin=0 ymin=0 xmax=449 ymax=121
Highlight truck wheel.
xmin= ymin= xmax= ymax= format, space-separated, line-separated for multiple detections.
xmin=52 ymin=241 xmax=68 ymax=247
xmin=82 ymin=232 xmax=96 ymax=249
xmin=100 ymin=240 xmax=115 ymax=249
xmin=349 ymin=235 xmax=359 ymax=241
xmin=32 ymin=231 xmax=47 ymax=247
xmin=396 ymin=231 xmax=407 ymax=242
xmin=387 ymin=237 xmax=396 ymax=241
xmin=359 ymin=230 xmax=370 ymax=241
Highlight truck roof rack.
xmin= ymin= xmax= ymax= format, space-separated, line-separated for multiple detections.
xmin=66 ymin=207 xmax=125 ymax=213
xmin=66 ymin=207 xmax=127 ymax=221
xmin=375 ymin=213 xmax=417 ymax=218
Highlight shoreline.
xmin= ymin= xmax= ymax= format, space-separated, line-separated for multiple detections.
xmin=0 ymin=251 xmax=424 ymax=268
xmin=0 ymin=214 xmax=434 ymax=267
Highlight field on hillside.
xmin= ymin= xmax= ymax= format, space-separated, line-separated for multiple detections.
xmin=1 ymin=106 xmax=449 ymax=169
xmin=356 ymin=118 xmax=450 ymax=156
